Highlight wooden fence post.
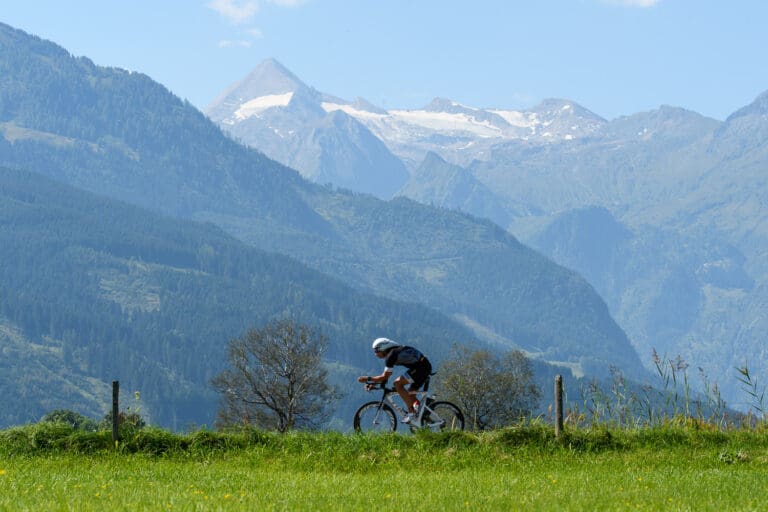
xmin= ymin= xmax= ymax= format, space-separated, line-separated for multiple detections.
xmin=555 ymin=374 xmax=564 ymax=438
xmin=112 ymin=380 xmax=119 ymax=446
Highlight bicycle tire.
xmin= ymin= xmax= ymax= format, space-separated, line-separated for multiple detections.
xmin=353 ymin=401 xmax=398 ymax=432
xmin=423 ymin=401 xmax=465 ymax=431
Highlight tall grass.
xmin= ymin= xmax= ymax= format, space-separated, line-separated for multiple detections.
xmin=2 ymin=424 xmax=768 ymax=511
xmin=3 ymin=420 xmax=768 ymax=458
xmin=4 ymin=351 xmax=768 ymax=509
xmin=573 ymin=352 xmax=757 ymax=431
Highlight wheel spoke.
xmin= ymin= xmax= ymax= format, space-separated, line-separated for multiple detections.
xmin=354 ymin=402 xmax=397 ymax=432
xmin=425 ymin=402 xmax=465 ymax=431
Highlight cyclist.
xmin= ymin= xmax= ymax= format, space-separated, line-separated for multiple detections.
xmin=357 ymin=337 xmax=432 ymax=424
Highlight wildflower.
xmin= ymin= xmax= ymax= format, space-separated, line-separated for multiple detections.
xmin=0 ymin=469 xmax=6 ymax=476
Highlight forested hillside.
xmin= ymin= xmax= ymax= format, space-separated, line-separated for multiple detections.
xmin=0 ymin=166 xmax=484 ymax=428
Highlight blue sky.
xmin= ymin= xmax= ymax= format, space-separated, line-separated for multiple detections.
xmin=4 ymin=0 xmax=768 ymax=120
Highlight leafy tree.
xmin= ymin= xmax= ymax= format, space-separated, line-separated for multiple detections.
xmin=211 ymin=319 xmax=338 ymax=432
xmin=435 ymin=345 xmax=541 ymax=430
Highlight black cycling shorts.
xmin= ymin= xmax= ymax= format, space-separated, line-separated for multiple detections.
xmin=406 ymin=359 xmax=432 ymax=391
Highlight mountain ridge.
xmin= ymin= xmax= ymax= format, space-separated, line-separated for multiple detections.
xmin=0 ymin=22 xmax=650 ymax=428
xmin=201 ymin=56 xmax=768 ymax=409
xmin=205 ymin=59 xmax=609 ymax=176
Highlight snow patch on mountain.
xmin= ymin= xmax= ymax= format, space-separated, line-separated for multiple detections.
xmin=322 ymin=102 xmax=531 ymax=141
xmin=225 ymin=92 xmax=295 ymax=124
xmin=387 ymin=109 xmax=503 ymax=138
xmin=488 ymin=109 xmax=538 ymax=128
xmin=321 ymin=101 xmax=386 ymax=121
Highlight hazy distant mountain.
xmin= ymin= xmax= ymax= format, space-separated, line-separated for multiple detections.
xmin=205 ymin=59 xmax=409 ymax=199
xmin=207 ymin=59 xmax=607 ymax=175
xmin=0 ymin=22 xmax=648 ymax=426
xmin=710 ymin=90 xmax=768 ymax=158
xmin=398 ymin=151 xmax=531 ymax=227
xmin=203 ymin=56 xmax=768 ymax=408
xmin=469 ymin=102 xmax=768 ymax=408
xmin=528 ymin=206 xmax=759 ymax=408
xmin=319 ymin=95 xmax=606 ymax=169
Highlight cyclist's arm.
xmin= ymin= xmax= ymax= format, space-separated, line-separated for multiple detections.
xmin=357 ymin=369 xmax=392 ymax=383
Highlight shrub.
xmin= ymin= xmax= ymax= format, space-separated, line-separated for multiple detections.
xmin=121 ymin=427 xmax=187 ymax=455
xmin=40 ymin=409 xmax=99 ymax=431
xmin=189 ymin=430 xmax=247 ymax=453
xmin=99 ymin=410 xmax=146 ymax=433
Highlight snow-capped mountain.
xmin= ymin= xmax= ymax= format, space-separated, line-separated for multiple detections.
xmin=205 ymin=59 xmax=408 ymax=199
xmin=206 ymin=58 xmax=316 ymax=122
xmin=205 ymin=59 xmax=607 ymax=194
xmin=321 ymin=96 xmax=606 ymax=167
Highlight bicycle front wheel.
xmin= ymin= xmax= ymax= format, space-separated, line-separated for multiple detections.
xmin=424 ymin=401 xmax=465 ymax=431
xmin=353 ymin=401 xmax=397 ymax=432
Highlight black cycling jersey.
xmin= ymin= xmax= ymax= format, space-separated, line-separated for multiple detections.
xmin=379 ymin=345 xmax=432 ymax=391
xmin=384 ymin=346 xmax=427 ymax=370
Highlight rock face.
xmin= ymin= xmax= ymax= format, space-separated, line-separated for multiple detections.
xmin=205 ymin=59 xmax=409 ymax=199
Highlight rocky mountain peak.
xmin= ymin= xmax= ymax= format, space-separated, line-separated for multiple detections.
xmin=724 ymin=89 xmax=768 ymax=122
xmin=711 ymin=89 xmax=768 ymax=156
xmin=205 ymin=58 xmax=313 ymax=120
xmin=529 ymin=98 xmax=605 ymax=122
xmin=349 ymin=97 xmax=388 ymax=114
xmin=423 ymin=97 xmax=466 ymax=112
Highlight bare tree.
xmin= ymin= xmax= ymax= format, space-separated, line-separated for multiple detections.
xmin=211 ymin=319 xmax=337 ymax=432
xmin=435 ymin=345 xmax=541 ymax=430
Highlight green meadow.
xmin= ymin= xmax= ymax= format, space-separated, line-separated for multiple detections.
xmin=2 ymin=424 xmax=768 ymax=511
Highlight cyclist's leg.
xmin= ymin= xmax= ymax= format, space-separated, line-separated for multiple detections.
xmin=401 ymin=362 xmax=430 ymax=410
xmin=394 ymin=374 xmax=416 ymax=412
xmin=407 ymin=361 xmax=430 ymax=392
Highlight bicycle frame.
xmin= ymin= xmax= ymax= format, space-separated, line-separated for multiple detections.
xmin=364 ymin=382 xmax=440 ymax=427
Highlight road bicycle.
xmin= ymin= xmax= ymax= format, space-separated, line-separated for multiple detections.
xmin=353 ymin=379 xmax=465 ymax=432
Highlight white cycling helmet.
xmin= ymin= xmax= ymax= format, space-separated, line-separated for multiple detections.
xmin=372 ymin=337 xmax=401 ymax=353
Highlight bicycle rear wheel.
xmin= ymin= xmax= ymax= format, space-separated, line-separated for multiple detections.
xmin=353 ymin=401 xmax=397 ymax=432
xmin=423 ymin=401 xmax=464 ymax=431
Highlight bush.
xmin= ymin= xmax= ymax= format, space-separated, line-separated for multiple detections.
xmin=30 ymin=422 xmax=77 ymax=450
xmin=0 ymin=422 xmax=86 ymax=454
xmin=121 ymin=427 xmax=187 ymax=455
xmin=189 ymin=430 xmax=247 ymax=453
xmin=60 ymin=431 xmax=112 ymax=453
xmin=40 ymin=409 xmax=99 ymax=431
xmin=99 ymin=410 xmax=146 ymax=433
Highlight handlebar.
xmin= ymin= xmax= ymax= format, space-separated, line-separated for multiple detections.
xmin=361 ymin=381 xmax=434 ymax=404
xmin=362 ymin=381 xmax=393 ymax=392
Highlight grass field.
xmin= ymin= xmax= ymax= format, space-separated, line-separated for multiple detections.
xmin=2 ymin=425 xmax=768 ymax=511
